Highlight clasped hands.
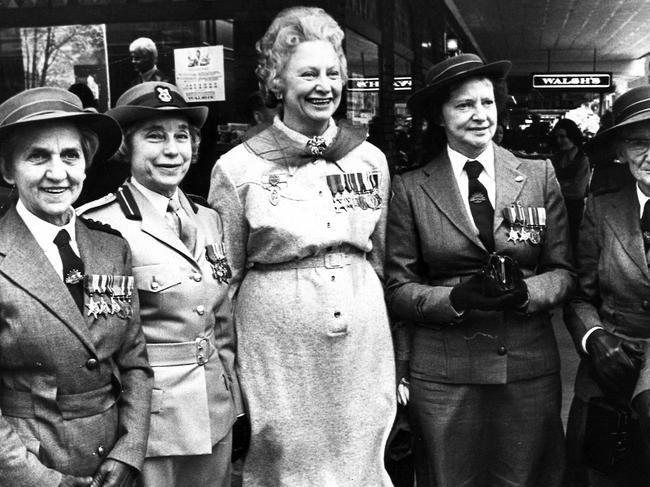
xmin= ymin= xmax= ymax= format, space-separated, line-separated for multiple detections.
xmin=450 ymin=254 xmax=528 ymax=312
xmin=59 ymin=459 xmax=136 ymax=487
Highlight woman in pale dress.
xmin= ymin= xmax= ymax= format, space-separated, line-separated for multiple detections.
xmin=208 ymin=6 xmax=395 ymax=486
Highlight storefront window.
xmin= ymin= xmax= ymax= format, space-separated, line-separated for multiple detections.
xmin=345 ymin=28 xmax=379 ymax=127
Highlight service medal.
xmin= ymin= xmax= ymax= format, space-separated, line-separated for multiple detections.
xmin=206 ymin=243 xmax=232 ymax=284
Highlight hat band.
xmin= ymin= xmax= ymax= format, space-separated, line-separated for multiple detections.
xmin=427 ymin=59 xmax=485 ymax=85
xmin=127 ymin=88 xmax=188 ymax=110
xmin=616 ymin=96 xmax=650 ymax=125
xmin=0 ymin=98 xmax=81 ymax=126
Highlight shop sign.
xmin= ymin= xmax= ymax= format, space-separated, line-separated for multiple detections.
xmin=347 ymin=77 xmax=412 ymax=92
xmin=532 ymin=73 xmax=612 ymax=90
xmin=174 ymin=45 xmax=225 ymax=102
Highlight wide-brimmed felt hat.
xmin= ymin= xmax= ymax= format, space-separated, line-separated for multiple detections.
xmin=108 ymin=82 xmax=208 ymax=128
xmin=407 ymin=53 xmax=511 ymax=115
xmin=0 ymin=86 xmax=122 ymax=163
xmin=590 ymin=86 xmax=650 ymax=150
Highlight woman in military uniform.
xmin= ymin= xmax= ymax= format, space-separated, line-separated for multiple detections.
xmin=209 ymin=7 xmax=395 ymax=486
xmin=79 ymin=81 xmax=242 ymax=487
xmin=0 ymin=87 xmax=152 ymax=487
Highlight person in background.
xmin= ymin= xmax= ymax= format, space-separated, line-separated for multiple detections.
xmin=492 ymin=122 xmax=505 ymax=146
xmin=385 ymin=53 xmax=574 ymax=487
xmin=550 ymin=118 xmax=590 ymax=251
xmin=0 ymin=86 xmax=152 ymax=487
xmin=79 ymin=82 xmax=242 ymax=487
xmin=129 ymin=38 xmax=171 ymax=87
xmin=241 ymin=90 xmax=279 ymax=142
xmin=68 ymin=82 xmax=98 ymax=111
xmin=209 ymin=6 xmax=395 ymax=486
xmin=564 ymin=85 xmax=650 ymax=487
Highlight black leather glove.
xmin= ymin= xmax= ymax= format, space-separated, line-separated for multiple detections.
xmin=483 ymin=254 xmax=529 ymax=309
xmin=633 ymin=389 xmax=650 ymax=444
xmin=450 ymin=272 xmax=527 ymax=312
xmin=232 ymin=414 xmax=251 ymax=462
xmin=90 ymin=459 xmax=136 ymax=487
xmin=586 ymin=329 xmax=643 ymax=395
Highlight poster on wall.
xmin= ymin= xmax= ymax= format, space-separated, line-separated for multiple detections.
xmin=174 ymin=45 xmax=225 ymax=102
xmin=20 ymin=24 xmax=110 ymax=111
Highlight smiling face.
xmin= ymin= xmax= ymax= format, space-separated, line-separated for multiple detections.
xmin=279 ymin=40 xmax=343 ymax=136
xmin=440 ymin=77 xmax=497 ymax=159
xmin=128 ymin=115 xmax=193 ymax=197
xmin=130 ymin=48 xmax=154 ymax=74
xmin=3 ymin=122 xmax=86 ymax=225
xmin=617 ymin=121 xmax=650 ymax=195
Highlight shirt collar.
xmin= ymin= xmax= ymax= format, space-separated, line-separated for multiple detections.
xmin=636 ymin=183 xmax=650 ymax=216
xmin=447 ymin=143 xmax=495 ymax=180
xmin=273 ymin=116 xmax=338 ymax=147
xmin=16 ymin=199 xmax=77 ymax=247
xmin=131 ymin=178 xmax=179 ymax=218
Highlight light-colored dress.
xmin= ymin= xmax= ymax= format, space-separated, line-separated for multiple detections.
xmin=209 ymin=118 xmax=396 ymax=487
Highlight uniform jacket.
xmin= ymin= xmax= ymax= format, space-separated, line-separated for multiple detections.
xmin=385 ymin=145 xmax=574 ymax=384
xmin=80 ymin=181 xmax=242 ymax=457
xmin=0 ymin=204 xmax=152 ymax=487
xmin=563 ymin=182 xmax=650 ymax=399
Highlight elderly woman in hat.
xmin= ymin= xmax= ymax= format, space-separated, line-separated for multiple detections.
xmin=208 ymin=6 xmax=395 ymax=486
xmin=564 ymin=85 xmax=650 ymax=486
xmin=0 ymin=87 xmax=152 ymax=487
xmin=385 ymin=53 xmax=574 ymax=486
xmin=79 ymin=81 xmax=242 ymax=487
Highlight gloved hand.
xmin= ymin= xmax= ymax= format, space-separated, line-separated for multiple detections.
xmin=450 ymin=272 xmax=527 ymax=311
xmin=59 ymin=475 xmax=93 ymax=487
xmin=586 ymin=329 xmax=643 ymax=395
xmin=633 ymin=389 xmax=650 ymax=444
xmin=483 ymin=255 xmax=529 ymax=309
xmin=395 ymin=359 xmax=410 ymax=406
xmin=232 ymin=414 xmax=251 ymax=462
xmin=90 ymin=459 xmax=136 ymax=487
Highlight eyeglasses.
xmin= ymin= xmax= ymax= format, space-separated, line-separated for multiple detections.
xmin=622 ymin=137 xmax=650 ymax=155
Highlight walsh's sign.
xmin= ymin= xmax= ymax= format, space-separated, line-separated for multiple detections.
xmin=532 ymin=73 xmax=612 ymax=90
xmin=347 ymin=77 xmax=412 ymax=92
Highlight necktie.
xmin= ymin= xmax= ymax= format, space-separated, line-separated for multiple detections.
xmin=166 ymin=198 xmax=197 ymax=253
xmin=465 ymin=160 xmax=495 ymax=252
xmin=641 ymin=200 xmax=650 ymax=254
xmin=53 ymin=229 xmax=85 ymax=313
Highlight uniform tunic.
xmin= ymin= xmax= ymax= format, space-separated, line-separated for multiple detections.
xmin=80 ymin=182 xmax=242 ymax=487
xmin=209 ymin=119 xmax=396 ymax=487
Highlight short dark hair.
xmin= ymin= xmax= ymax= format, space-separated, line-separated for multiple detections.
xmin=552 ymin=118 xmax=583 ymax=147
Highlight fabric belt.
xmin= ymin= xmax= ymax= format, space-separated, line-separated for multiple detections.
xmin=0 ymin=382 xmax=116 ymax=419
xmin=252 ymin=246 xmax=366 ymax=271
xmin=146 ymin=337 xmax=212 ymax=367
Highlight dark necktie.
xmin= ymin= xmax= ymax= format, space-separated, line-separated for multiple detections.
xmin=641 ymin=200 xmax=650 ymax=254
xmin=465 ymin=160 xmax=495 ymax=252
xmin=53 ymin=229 xmax=85 ymax=313
xmin=166 ymin=198 xmax=197 ymax=253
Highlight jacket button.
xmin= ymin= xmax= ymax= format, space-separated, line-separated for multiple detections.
xmin=86 ymin=358 xmax=98 ymax=370
xmin=497 ymin=346 xmax=507 ymax=356
xmin=96 ymin=445 xmax=106 ymax=456
xmin=151 ymin=281 xmax=160 ymax=290
xmin=643 ymin=300 xmax=650 ymax=310
xmin=196 ymin=305 xmax=205 ymax=315
xmin=192 ymin=273 xmax=202 ymax=282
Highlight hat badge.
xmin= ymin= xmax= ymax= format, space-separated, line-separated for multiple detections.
xmin=155 ymin=86 xmax=172 ymax=103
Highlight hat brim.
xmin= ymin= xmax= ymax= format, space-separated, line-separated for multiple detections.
xmin=590 ymin=109 xmax=650 ymax=153
xmin=407 ymin=60 xmax=512 ymax=115
xmin=0 ymin=111 xmax=122 ymax=164
xmin=107 ymin=106 xmax=209 ymax=129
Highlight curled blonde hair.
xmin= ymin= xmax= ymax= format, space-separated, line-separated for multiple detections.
xmin=255 ymin=6 xmax=347 ymax=107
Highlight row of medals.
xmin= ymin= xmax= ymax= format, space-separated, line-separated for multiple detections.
xmin=326 ymin=172 xmax=382 ymax=213
xmin=504 ymin=204 xmax=547 ymax=245
xmin=83 ymin=274 xmax=134 ymax=319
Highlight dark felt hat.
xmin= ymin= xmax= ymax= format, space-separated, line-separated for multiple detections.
xmin=407 ymin=53 xmax=511 ymax=114
xmin=107 ymin=82 xmax=208 ymax=128
xmin=590 ymin=86 xmax=650 ymax=149
xmin=0 ymin=86 xmax=122 ymax=163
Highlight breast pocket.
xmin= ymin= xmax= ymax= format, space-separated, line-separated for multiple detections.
xmin=133 ymin=264 xmax=183 ymax=293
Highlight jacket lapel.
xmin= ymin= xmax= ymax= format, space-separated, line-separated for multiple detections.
xmin=604 ymin=185 xmax=650 ymax=279
xmin=494 ymin=147 xmax=526 ymax=234
xmin=128 ymin=182 xmax=198 ymax=265
xmin=0 ymin=206 xmax=97 ymax=354
xmin=420 ymin=152 xmax=483 ymax=249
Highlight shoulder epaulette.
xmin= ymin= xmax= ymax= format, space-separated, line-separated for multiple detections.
xmin=79 ymin=217 xmax=123 ymax=238
xmin=76 ymin=193 xmax=117 ymax=216
xmin=116 ymin=185 xmax=142 ymax=220
xmin=187 ymin=193 xmax=210 ymax=211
